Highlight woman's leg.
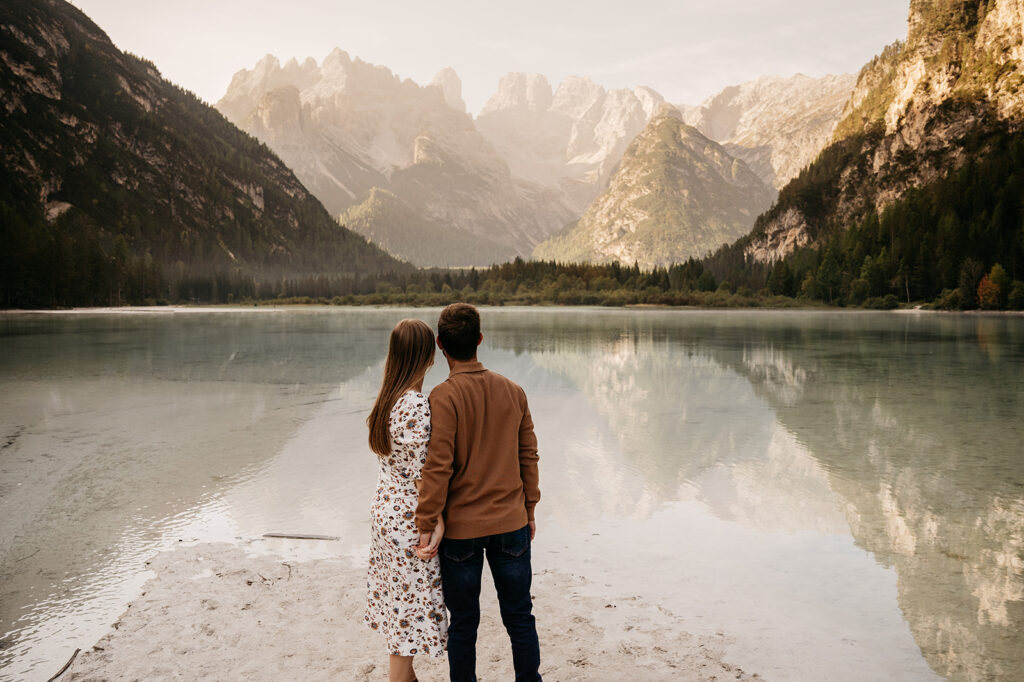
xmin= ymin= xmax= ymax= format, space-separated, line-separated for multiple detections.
xmin=388 ymin=654 xmax=415 ymax=682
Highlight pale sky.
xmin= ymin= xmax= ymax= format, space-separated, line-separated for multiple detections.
xmin=70 ymin=0 xmax=908 ymax=114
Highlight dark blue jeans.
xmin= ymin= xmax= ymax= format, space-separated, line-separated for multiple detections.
xmin=439 ymin=524 xmax=541 ymax=682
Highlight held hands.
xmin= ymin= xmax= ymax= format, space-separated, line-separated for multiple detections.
xmin=414 ymin=518 xmax=533 ymax=559
xmin=415 ymin=517 xmax=444 ymax=560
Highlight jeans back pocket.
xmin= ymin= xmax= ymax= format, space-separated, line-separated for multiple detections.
xmin=499 ymin=525 xmax=530 ymax=558
xmin=441 ymin=537 xmax=479 ymax=563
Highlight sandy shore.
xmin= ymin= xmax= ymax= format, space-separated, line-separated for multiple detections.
xmin=62 ymin=542 xmax=760 ymax=681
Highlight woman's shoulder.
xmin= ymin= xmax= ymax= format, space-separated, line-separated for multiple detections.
xmin=391 ymin=389 xmax=428 ymax=412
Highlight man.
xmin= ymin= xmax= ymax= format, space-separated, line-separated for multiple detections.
xmin=415 ymin=302 xmax=542 ymax=682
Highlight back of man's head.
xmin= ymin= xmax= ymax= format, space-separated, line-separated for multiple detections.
xmin=438 ymin=303 xmax=480 ymax=361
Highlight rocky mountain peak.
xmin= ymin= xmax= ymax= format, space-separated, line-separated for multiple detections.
xmin=430 ymin=67 xmax=465 ymax=112
xmin=653 ymin=102 xmax=682 ymax=122
xmin=633 ymin=86 xmax=665 ymax=116
xmin=835 ymin=0 xmax=1024 ymax=140
xmin=281 ymin=56 xmax=318 ymax=83
xmin=216 ymin=50 xmax=578 ymax=266
xmin=532 ymin=111 xmax=775 ymax=268
xmin=254 ymin=53 xmax=280 ymax=74
xmin=321 ymin=47 xmax=352 ymax=70
xmin=550 ymin=76 xmax=605 ymax=117
xmin=480 ymin=72 xmax=554 ymax=114
xmin=474 ymin=74 xmax=668 ymax=215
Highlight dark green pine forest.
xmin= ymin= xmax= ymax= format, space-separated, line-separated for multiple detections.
xmin=702 ymin=123 xmax=1024 ymax=311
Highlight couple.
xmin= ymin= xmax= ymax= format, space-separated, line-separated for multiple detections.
xmin=364 ymin=303 xmax=543 ymax=682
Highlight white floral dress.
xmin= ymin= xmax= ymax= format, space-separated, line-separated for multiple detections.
xmin=365 ymin=390 xmax=448 ymax=656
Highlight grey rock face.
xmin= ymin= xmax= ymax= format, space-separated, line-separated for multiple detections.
xmin=682 ymin=73 xmax=856 ymax=190
xmin=476 ymin=74 xmax=666 ymax=215
xmin=217 ymin=54 xmax=577 ymax=266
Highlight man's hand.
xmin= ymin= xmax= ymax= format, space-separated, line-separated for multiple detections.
xmin=529 ymin=520 xmax=536 ymax=541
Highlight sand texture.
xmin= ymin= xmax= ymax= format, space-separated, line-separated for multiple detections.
xmin=61 ymin=543 xmax=761 ymax=681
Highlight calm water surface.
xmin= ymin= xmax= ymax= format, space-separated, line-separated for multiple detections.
xmin=0 ymin=308 xmax=1022 ymax=681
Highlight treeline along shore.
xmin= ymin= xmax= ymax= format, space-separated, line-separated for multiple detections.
xmin=6 ymin=118 xmax=1023 ymax=312
xmin=8 ymin=252 xmax=1021 ymax=312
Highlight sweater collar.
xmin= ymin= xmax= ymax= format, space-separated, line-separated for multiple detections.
xmin=448 ymin=360 xmax=486 ymax=377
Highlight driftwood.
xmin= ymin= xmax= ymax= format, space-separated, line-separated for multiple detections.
xmin=261 ymin=533 xmax=339 ymax=541
xmin=46 ymin=648 xmax=80 ymax=682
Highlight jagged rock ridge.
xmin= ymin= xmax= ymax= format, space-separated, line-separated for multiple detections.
xmin=532 ymin=106 xmax=776 ymax=268
xmin=216 ymin=54 xmax=578 ymax=266
xmin=475 ymin=73 xmax=667 ymax=214
xmin=681 ymin=73 xmax=856 ymax=189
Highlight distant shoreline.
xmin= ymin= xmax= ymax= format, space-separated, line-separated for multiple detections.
xmin=3 ymin=304 xmax=1024 ymax=316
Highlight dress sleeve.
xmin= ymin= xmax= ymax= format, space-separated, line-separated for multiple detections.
xmin=388 ymin=392 xmax=431 ymax=482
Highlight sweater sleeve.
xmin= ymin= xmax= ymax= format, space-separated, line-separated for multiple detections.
xmin=415 ymin=386 xmax=455 ymax=533
xmin=517 ymin=390 xmax=541 ymax=521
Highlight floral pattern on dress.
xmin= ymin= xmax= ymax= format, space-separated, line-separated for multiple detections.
xmin=365 ymin=390 xmax=448 ymax=657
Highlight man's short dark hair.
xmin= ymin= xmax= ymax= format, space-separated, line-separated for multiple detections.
xmin=437 ymin=303 xmax=480 ymax=361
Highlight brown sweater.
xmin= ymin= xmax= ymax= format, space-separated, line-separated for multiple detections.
xmin=415 ymin=361 xmax=540 ymax=539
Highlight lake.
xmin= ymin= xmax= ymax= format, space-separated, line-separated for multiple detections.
xmin=1 ymin=307 xmax=1022 ymax=681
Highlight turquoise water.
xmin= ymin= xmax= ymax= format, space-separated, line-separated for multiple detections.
xmin=0 ymin=308 xmax=1022 ymax=680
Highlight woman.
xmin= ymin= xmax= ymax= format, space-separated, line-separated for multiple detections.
xmin=365 ymin=318 xmax=448 ymax=682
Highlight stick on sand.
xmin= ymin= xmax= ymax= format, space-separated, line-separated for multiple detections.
xmin=47 ymin=648 xmax=80 ymax=682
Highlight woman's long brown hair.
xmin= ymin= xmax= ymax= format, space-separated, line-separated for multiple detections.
xmin=367 ymin=319 xmax=436 ymax=456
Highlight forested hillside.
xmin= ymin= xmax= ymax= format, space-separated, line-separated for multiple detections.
xmin=709 ymin=0 xmax=1024 ymax=310
xmin=0 ymin=0 xmax=404 ymax=308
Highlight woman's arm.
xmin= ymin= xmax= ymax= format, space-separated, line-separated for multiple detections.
xmin=415 ymin=515 xmax=444 ymax=560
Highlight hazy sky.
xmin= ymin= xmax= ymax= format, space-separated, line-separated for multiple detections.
xmin=72 ymin=0 xmax=908 ymax=113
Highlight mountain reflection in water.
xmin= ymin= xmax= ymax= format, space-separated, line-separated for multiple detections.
xmin=483 ymin=309 xmax=1024 ymax=681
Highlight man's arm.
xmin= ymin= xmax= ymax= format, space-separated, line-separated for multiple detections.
xmin=415 ymin=387 xmax=456 ymax=535
xmin=518 ymin=390 xmax=540 ymax=531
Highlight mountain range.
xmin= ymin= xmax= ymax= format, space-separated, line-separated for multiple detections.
xmin=216 ymin=60 xmax=681 ymax=265
xmin=217 ymin=54 xmax=856 ymax=268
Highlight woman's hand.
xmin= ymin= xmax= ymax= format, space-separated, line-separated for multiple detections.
xmin=415 ymin=517 xmax=444 ymax=560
